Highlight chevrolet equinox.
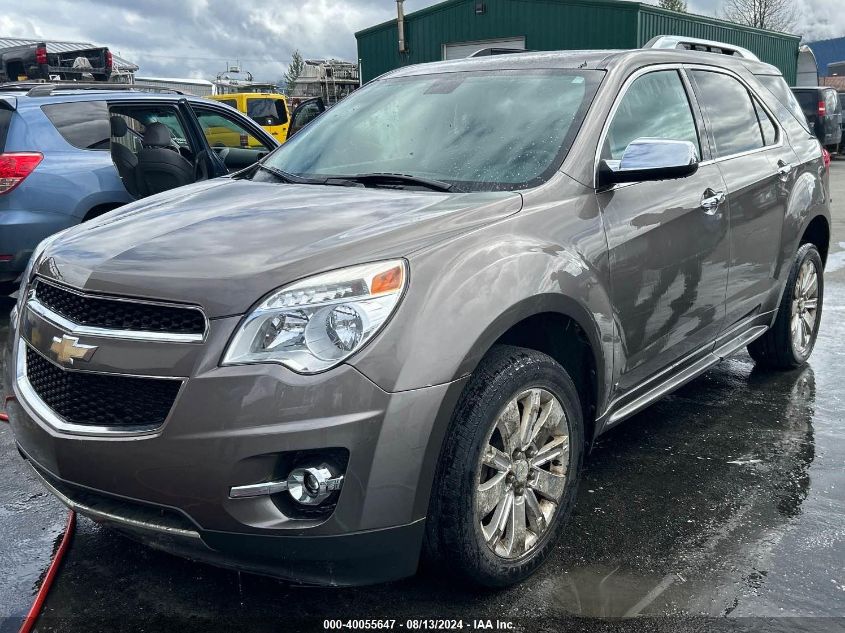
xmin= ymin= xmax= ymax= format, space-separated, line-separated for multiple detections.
xmin=4 ymin=40 xmax=831 ymax=587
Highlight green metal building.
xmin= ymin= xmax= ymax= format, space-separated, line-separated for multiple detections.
xmin=355 ymin=0 xmax=800 ymax=84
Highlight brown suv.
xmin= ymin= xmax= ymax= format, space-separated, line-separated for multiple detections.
xmin=4 ymin=39 xmax=831 ymax=587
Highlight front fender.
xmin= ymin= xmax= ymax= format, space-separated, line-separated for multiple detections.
xmin=349 ymin=207 xmax=615 ymax=409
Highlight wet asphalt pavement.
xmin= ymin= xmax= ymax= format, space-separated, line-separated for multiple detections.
xmin=2 ymin=162 xmax=845 ymax=633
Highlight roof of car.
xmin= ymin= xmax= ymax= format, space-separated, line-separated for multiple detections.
xmin=382 ymin=48 xmax=782 ymax=79
xmin=0 ymin=86 xmax=212 ymax=107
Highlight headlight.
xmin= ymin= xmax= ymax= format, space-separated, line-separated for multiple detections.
xmin=222 ymin=260 xmax=407 ymax=373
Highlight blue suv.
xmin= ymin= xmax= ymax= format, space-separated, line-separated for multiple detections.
xmin=0 ymin=83 xmax=280 ymax=283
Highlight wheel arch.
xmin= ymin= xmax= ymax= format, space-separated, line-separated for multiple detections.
xmin=454 ymin=294 xmax=609 ymax=444
xmin=82 ymin=202 xmax=125 ymax=222
xmin=799 ymin=213 xmax=830 ymax=266
xmin=410 ymin=297 xmax=611 ymax=525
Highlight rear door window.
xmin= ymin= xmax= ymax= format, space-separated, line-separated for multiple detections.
xmin=691 ymin=71 xmax=764 ymax=158
xmin=41 ymin=101 xmax=111 ymax=150
xmin=246 ymin=98 xmax=288 ymax=126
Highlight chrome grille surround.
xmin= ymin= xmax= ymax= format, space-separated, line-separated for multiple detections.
xmin=29 ymin=278 xmax=208 ymax=344
xmin=13 ymin=278 xmax=201 ymax=436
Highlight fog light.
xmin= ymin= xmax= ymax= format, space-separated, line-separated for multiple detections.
xmin=229 ymin=462 xmax=344 ymax=504
xmin=287 ymin=465 xmax=343 ymax=506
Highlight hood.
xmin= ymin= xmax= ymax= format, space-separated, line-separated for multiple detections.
xmin=37 ymin=178 xmax=521 ymax=316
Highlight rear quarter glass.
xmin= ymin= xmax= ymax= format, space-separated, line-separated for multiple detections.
xmin=41 ymin=101 xmax=111 ymax=150
xmin=757 ymin=76 xmax=812 ymax=133
xmin=0 ymin=107 xmax=11 ymax=152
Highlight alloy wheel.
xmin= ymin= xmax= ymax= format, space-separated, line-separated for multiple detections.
xmin=791 ymin=259 xmax=819 ymax=357
xmin=475 ymin=388 xmax=570 ymax=559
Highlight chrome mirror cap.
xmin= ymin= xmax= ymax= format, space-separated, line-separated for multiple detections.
xmin=619 ymin=138 xmax=698 ymax=171
xmin=600 ymin=138 xmax=699 ymax=186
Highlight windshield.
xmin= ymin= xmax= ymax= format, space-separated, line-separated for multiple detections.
xmin=262 ymin=69 xmax=602 ymax=191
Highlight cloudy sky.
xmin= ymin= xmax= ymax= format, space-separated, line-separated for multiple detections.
xmin=0 ymin=0 xmax=841 ymax=82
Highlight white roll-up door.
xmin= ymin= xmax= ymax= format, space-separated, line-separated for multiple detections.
xmin=442 ymin=37 xmax=526 ymax=60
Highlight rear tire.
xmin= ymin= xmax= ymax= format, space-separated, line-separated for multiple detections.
xmin=748 ymin=243 xmax=823 ymax=370
xmin=425 ymin=345 xmax=584 ymax=587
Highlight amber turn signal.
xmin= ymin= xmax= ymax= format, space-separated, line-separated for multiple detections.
xmin=370 ymin=265 xmax=404 ymax=295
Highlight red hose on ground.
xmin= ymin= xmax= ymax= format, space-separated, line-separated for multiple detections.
xmin=1 ymin=394 xmax=14 ymax=422
xmin=19 ymin=510 xmax=76 ymax=633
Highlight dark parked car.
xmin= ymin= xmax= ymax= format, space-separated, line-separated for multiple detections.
xmin=4 ymin=38 xmax=831 ymax=587
xmin=0 ymin=83 xmax=281 ymax=283
xmin=792 ymin=86 xmax=843 ymax=152
xmin=0 ymin=42 xmax=112 ymax=82
xmin=840 ymin=91 xmax=845 ymax=142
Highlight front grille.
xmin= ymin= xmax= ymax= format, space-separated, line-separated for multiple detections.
xmin=25 ymin=346 xmax=182 ymax=429
xmin=34 ymin=280 xmax=205 ymax=335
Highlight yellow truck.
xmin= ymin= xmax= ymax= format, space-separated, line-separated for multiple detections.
xmin=209 ymin=93 xmax=290 ymax=144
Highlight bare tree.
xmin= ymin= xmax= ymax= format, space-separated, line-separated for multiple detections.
xmin=658 ymin=0 xmax=688 ymax=12
xmin=721 ymin=0 xmax=796 ymax=32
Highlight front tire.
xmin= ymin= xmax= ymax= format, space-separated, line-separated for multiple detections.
xmin=425 ymin=345 xmax=584 ymax=587
xmin=748 ymin=243 xmax=823 ymax=370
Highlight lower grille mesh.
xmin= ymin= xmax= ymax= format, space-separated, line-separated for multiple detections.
xmin=25 ymin=346 xmax=181 ymax=429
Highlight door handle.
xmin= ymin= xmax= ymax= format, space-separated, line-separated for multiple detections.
xmin=700 ymin=189 xmax=726 ymax=215
xmin=777 ymin=159 xmax=794 ymax=180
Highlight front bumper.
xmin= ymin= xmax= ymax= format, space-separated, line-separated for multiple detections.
xmin=20 ymin=452 xmax=425 ymax=586
xmin=4 ymin=303 xmax=466 ymax=585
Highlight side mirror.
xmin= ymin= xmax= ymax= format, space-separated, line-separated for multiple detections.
xmin=598 ymin=139 xmax=699 ymax=187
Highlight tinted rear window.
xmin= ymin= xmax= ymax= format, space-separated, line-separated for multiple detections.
xmin=41 ymin=101 xmax=110 ymax=150
xmin=792 ymin=90 xmax=817 ymax=113
xmin=219 ymin=98 xmax=237 ymax=108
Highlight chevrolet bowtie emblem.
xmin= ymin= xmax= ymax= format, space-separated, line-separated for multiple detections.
xmin=50 ymin=335 xmax=97 ymax=365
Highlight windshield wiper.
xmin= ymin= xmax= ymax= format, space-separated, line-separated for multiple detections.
xmin=338 ymin=172 xmax=454 ymax=192
xmin=257 ymin=163 xmax=327 ymax=185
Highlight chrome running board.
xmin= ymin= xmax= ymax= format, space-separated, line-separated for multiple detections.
xmin=606 ymin=325 xmax=768 ymax=426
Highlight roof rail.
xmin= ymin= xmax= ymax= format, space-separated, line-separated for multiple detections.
xmin=469 ymin=47 xmax=531 ymax=57
xmin=644 ymin=35 xmax=760 ymax=61
xmin=2 ymin=82 xmax=185 ymax=97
